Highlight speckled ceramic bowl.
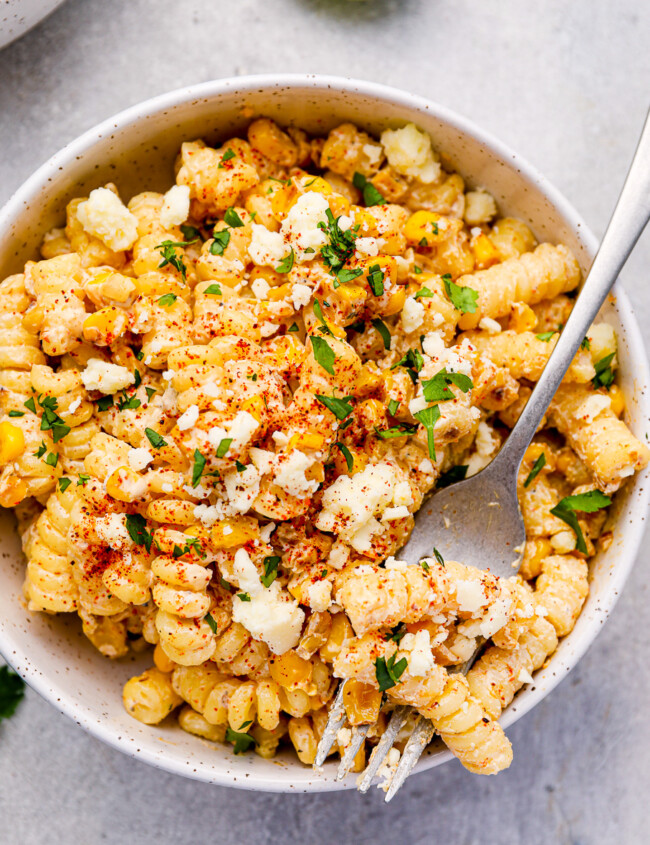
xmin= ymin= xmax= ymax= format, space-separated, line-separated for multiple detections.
xmin=0 ymin=0 xmax=67 ymax=50
xmin=0 ymin=76 xmax=648 ymax=793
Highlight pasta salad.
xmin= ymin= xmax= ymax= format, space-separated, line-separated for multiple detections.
xmin=3 ymin=117 xmax=648 ymax=778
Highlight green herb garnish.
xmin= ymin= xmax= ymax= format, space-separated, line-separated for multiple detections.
xmin=550 ymin=490 xmax=612 ymax=554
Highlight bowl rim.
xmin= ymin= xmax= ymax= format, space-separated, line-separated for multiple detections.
xmin=1 ymin=73 xmax=648 ymax=792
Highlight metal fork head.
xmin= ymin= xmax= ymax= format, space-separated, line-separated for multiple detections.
xmin=315 ymin=454 xmax=526 ymax=796
xmin=399 ymin=450 xmax=526 ymax=578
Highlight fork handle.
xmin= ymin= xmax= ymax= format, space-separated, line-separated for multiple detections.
xmin=495 ymin=107 xmax=650 ymax=468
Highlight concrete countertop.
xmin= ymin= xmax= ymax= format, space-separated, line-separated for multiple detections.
xmin=0 ymin=1 xmax=648 ymax=842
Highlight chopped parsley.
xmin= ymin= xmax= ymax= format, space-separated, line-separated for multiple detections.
xmin=76 ymin=473 xmax=90 ymax=486
xmin=117 ymin=393 xmax=141 ymax=411
xmin=421 ymin=368 xmax=473 ymax=403
xmin=0 ymin=665 xmax=25 ymax=722
xmin=581 ymin=336 xmax=591 ymax=350
xmin=420 ymin=559 xmax=430 ymax=572
xmin=156 ymin=239 xmax=195 ymax=281
xmin=592 ymin=352 xmax=616 ymax=390
xmin=58 ymin=477 xmax=72 ymax=492
xmin=157 ymin=293 xmax=178 ymax=307
xmin=145 ymin=428 xmax=167 ymax=449
xmin=210 ymin=229 xmax=231 ymax=256
xmin=8 ymin=410 xmax=24 ymax=417
xmin=288 ymin=322 xmax=300 ymax=333
xmin=374 ymin=653 xmax=408 ymax=692
xmin=34 ymin=441 xmax=47 ymax=458
xmin=385 ymin=623 xmax=407 ymax=644
xmin=523 ymin=453 xmax=546 ymax=488
xmin=36 ymin=395 xmax=70 ymax=442
xmin=237 ymin=592 xmax=251 ymax=602
xmin=352 ymin=171 xmax=386 ymax=207
xmin=180 ymin=224 xmax=201 ymax=241
xmin=218 ymin=148 xmax=236 ymax=168
xmin=550 ymin=490 xmax=611 ymax=554
xmin=312 ymin=299 xmax=333 ymax=336
xmin=192 ymin=449 xmax=206 ymax=487
xmin=23 ymin=397 xmax=36 ymax=414
xmin=433 ymin=547 xmax=445 ymax=566
xmin=276 ymin=248 xmax=295 ymax=274
xmin=315 ymin=394 xmax=354 ymax=421
xmin=442 ymin=274 xmax=478 ymax=314
xmin=205 ymin=612 xmax=218 ymax=634
xmin=204 ymin=283 xmax=223 ymax=296
xmin=336 ymin=267 xmax=363 ymax=287
xmin=391 ymin=347 xmax=424 ymax=383
xmin=43 ymin=452 xmax=58 ymax=467
xmin=374 ymin=423 xmax=418 ymax=439
xmin=133 ymin=368 xmax=142 ymax=389
xmin=366 ymin=264 xmax=385 ymax=296
xmin=224 ymin=207 xmax=245 ymax=228
xmin=310 ymin=335 xmax=336 ymax=376
xmin=333 ymin=441 xmax=354 ymax=472
xmin=536 ymin=331 xmax=555 ymax=342
xmin=225 ymin=725 xmax=257 ymax=754
xmin=387 ymin=399 xmax=400 ymax=416
xmin=216 ymin=438 xmax=233 ymax=459
xmin=125 ymin=513 xmax=153 ymax=552
xmin=96 ymin=395 xmax=114 ymax=412
xmin=414 ymin=405 xmax=441 ymax=460
xmin=413 ymin=286 xmax=434 ymax=300
xmin=261 ymin=555 xmax=281 ymax=588
xmin=436 ymin=465 xmax=468 ymax=488
xmin=318 ymin=208 xmax=357 ymax=274
xmin=145 ymin=386 xmax=157 ymax=402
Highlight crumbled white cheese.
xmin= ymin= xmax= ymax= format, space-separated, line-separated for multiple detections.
xmin=315 ymin=462 xmax=400 ymax=552
xmin=93 ymin=513 xmax=133 ymax=550
xmin=418 ymin=458 xmax=434 ymax=474
xmin=260 ymin=322 xmax=279 ymax=338
xmin=587 ymin=322 xmax=617 ymax=364
xmin=550 ymin=530 xmax=576 ymax=553
xmin=160 ymin=184 xmax=190 ymax=229
xmin=281 ymin=192 xmax=329 ymax=260
xmin=177 ymin=404 xmax=200 ymax=431
xmin=518 ymin=668 xmax=534 ymax=685
xmin=467 ymin=421 xmax=499 ymax=477
xmin=248 ymin=223 xmax=289 ymax=266
xmin=381 ymin=506 xmax=410 ymax=522
xmin=478 ymin=316 xmax=502 ymax=334
xmin=224 ymin=464 xmax=261 ymax=514
xmin=127 ymin=447 xmax=153 ymax=471
xmin=408 ymin=395 xmax=428 ymax=415
xmin=259 ymin=522 xmax=276 ymax=543
xmin=207 ymin=411 xmax=259 ymax=453
xmin=337 ymin=727 xmax=352 ymax=748
xmin=577 ymin=393 xmax=611 ymax=424
xmin=81 ymin=358 xmax=135 ymax=394
xmin=193 ymin=503 xmax=223 ymax=527
xmin=68 ymin=397 xmax=81 ymax=414
xmin=384 ymin=557 xmax=408 ymax=571
xmin=393 ymin=480 xmax=413 ymax=507
xmin=306 ymin=580 xmax=332 ymax=612
xmin=291 ymin=282 xmax=312 ymax=310
xmin=274 ymin=450 xmax=319 ymax=498
xmin=354 ymin=236 xmax=384 ymax=257
xmin=328 ymin=541 xmax=350 ymax=570
xmin=77 ymin=187 xmax=138 ymax=251
xmin=455 ymin=579 xmax=486 ymax=613
xmin=362 ymin=142 xmax=383 ymax=165
xmin=400 ymin=630 xmax=434 ymax=677
xmin=337 ymin=215 xmax=353 ymax=231
xmin=479 ymin=595 xmax=512 ymax=639
xmin=401 ymin=296 xmax=425 ymax=333
xmin=422 ymin=331 xmax=446 ymax=359
xmin=251 ymin=277 xmax=270 ymax=300
xmin=230 ymin=547 xmax=304 ymax=654
xmin=376 ymin=747 xmax=401 ymax=792
xmin=380 ymin=123 xmax=440 ymax=184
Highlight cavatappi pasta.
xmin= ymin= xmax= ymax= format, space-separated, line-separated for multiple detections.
xmin=4 ymin=118 xmax=649 ymax=781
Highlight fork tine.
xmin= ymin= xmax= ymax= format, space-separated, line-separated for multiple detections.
xmin=314 ymin=680 xmax=348 ymax=767
xmin=384 ymin=716 xmax=435 ymax=802
xmin=357 ymin=705 xmax=409 ymax=793
xmin=336 ymin=724 xmax=370 ymax=780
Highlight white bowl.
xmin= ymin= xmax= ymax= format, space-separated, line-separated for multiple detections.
xmin=1 ymin=76 xmax=648 ymax=793
xmin=0 ymin=0 xmax=67 ymax=50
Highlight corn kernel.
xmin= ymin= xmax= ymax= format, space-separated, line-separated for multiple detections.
xmin=355 ymin=362 xmax=383 ymax=395
xmin=105 ymin=466 xmax=146 ymax=503
xmin=153 ymin=642 xmax=176 ymax=673
xmin=267 ymin=283 xmax=293 ymax=302
xmin=333 ymin=444 xmax=367 ymax=476
xmin=249 ymin=266 xmax=285 ymax=288
xmin=609 ymin=383 xmax=625 ymax=417
xmin=471 ymin=233 xmax=500 ymax=269
xmin=303 ymin=176 xmax=332 ymax=196
xmin=343 ymin=680 xmax=383 ymax=725
xmin=404 ymin=210 xmax=446 ymax=245
xmin=0 ymin=421 xmax=25 ymax=464
xmin=288 ymin=431 xmax=325 ymax=451
xmin=241 ymin=394 xmax=266 ymax=423
xmin=270 ymin=650 xmax=312 ymax=689
xmin=351 ymin=206 xmax=378 ymax=237
xmin=270 ymin=183 xmax=298 ymax=221
xmin=508 ymin=302 xmax=538 ymax=333
xmin=319 ymin=613 xmax=354 ymax=661
xmin=211 ymin=517 xmax=259 ymax=548
xmin=336 ymin=283 xmax=367 ymax=306
xmin=381 ymin=286 xmax=406 ymax=316
xmin=0 ymin=477 xmax=28 ymax=508
xmin=328 ymin=194 xmax=350 ymax=218
xmin=82 ymin=306 xmax=128 ymax=345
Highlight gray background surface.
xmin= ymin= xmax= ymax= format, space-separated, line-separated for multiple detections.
xmin=0 ymin=1 xmax=649 ymax=843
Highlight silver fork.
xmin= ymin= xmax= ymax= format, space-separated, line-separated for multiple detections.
xmin=316 ymin=108 xmax=650 ymax=799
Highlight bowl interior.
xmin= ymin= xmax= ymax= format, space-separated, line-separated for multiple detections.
xmin=1 ymin=77 xmax=648 ymax=792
